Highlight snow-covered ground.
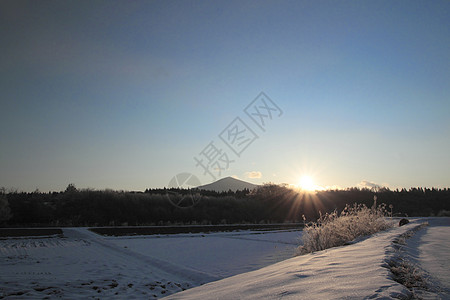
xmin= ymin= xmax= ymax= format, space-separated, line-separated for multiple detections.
xmin=108 ymin=230 xmax=300 ymax=278
xmin=0 ymin=228 xmax=301 ymax=298
xmin=402 ymin=217 xmax=450 ymax=298
xmin=1 ymin=218 xmax=449 ymax=299
xmin=163 ymin=218 xmax=450 ymax=300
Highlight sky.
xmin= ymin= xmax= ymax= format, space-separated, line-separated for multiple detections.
xmin=1 ymin=0 xmax=449 ymax=192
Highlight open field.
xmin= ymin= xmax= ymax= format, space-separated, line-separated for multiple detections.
xmin=0 ymin=227 xmax=300 ymax=298
xmin=1 ymin=218 xmax=449 ymax=299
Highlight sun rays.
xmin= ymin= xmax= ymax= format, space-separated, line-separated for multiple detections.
xmin=298 ymin=175 xmax=315 ymax=191
xmin=296 ymin=175 xmax=323 ymax=192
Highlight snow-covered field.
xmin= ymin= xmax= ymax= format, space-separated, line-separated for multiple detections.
xmin=1 ymin=218 xmax=449 ymax=299
xmin=0 ymin=227 xmax=300 ymax=299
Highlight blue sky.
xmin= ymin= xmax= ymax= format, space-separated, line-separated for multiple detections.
xmin=1 ymin=0 xmax=449 ymax=192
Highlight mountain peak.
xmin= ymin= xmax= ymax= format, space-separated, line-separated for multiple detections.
xmin=197 ymin=177 xmax=258 ymax=192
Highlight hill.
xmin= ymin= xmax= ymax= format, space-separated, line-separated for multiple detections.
xmin=197 ymin=176 xmax=258 ymax=192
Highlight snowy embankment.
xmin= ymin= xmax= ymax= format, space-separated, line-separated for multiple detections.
xmin=164 ymin=218 xmax=450 ymax=299
xmin=399 ymin=218 xmax=450 ymax=298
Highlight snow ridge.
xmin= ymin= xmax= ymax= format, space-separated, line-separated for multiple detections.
xmin=384 ymin=220 xmax=450 ymax=299
xmin=163 ymin=222 xmax=427 ymax=299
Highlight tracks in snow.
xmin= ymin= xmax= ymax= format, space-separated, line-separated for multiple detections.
xmin=62 ymin=228 xmax=219 ymax=285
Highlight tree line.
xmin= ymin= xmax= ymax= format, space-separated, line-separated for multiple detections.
xmin=1 ymin=184 xmax=449 ymax=227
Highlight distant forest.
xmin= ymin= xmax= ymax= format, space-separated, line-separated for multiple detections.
xmin=1 ymin=184 xmax=449 ymax=227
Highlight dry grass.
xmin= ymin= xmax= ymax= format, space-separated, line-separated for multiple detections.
xmin=298 ymin=202 xmax=394 ymax=254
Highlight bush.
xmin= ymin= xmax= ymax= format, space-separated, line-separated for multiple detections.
xmin=298 ymin=202 xmax=394 ymax=254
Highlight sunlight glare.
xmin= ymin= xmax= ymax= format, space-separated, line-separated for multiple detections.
xmin=298 ymin=175 xmax=316 ymax=191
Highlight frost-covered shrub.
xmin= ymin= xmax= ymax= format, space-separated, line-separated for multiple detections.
xmin=389 ymin=259 xmax=427 ymax=290
xmin=298 ymin=203 xmax=394 ymax=254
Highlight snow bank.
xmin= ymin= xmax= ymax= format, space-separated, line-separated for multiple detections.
xmin=164 ymin=222 xmax=425 ymax=299
xmin=400 ymin=217 xmax=450 ymax=298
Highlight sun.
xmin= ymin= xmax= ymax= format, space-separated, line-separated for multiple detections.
xmin=298 ymin=175 xmax=316 ymax=191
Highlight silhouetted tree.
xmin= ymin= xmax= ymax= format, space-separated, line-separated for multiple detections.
xmin=0 ymin=188 xmax=12 ymax=224
xmin=2 ymin=185 xmax=450 ymax=227
xmin=65 ymin=183 xmax=78 ymax=193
